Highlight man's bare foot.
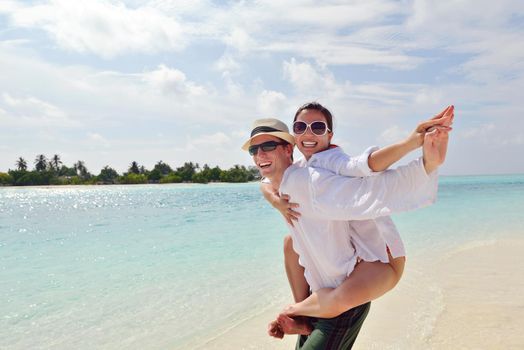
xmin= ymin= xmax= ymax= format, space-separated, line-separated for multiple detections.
xmin=277 ymin=314 xmax=312 ymax=335
xmin=267 ymin=319 xmax=284 ymax=339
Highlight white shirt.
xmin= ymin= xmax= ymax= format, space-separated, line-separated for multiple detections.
xmin=305 ymin=145 xmax=380 ymax=177
xmin=280 ymin=156 xmax=438 ymax=292
xmin=304 ymin=147 xmax=406 ymax=261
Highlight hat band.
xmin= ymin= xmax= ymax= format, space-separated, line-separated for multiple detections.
xmin=250 ymin=126 xmax=281 ymax=137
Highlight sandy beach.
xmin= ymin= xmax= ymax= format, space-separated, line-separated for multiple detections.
xmin=204 ymin=236 xmax=524 ymax=349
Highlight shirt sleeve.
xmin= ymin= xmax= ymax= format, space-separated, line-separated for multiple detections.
xmin=310 ymin=158 xmax=438 ymax=220
xmin=310 ymin=146 xmax=379 ymax=177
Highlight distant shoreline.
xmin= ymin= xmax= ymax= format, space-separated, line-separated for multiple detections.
xmin=0 ymin=180 xmax=260 ymax=188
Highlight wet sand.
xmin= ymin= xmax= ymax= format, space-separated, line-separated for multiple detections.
xmin=204 ymin=237 xmax=524 ymax=349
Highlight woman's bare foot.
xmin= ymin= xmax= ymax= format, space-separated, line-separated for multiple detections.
xmin=267 ymin=319 xmax=284 ymax=339
xmin=277 ymin=314 xmax=313 ymax=335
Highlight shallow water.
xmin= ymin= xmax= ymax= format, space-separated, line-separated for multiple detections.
xmin=1 ymin=175 xmax=523 ymax=349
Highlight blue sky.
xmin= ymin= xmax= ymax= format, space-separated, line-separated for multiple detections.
xmin=1 ymin=0 xmax=523 ymax=175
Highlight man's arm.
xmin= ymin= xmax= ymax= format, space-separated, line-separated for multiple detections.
xmin=368 ymin=105 xmax=454 ymax=172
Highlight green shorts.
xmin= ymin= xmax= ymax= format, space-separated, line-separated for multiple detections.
xmin=296 ymin=302 xmax=371 ymax=350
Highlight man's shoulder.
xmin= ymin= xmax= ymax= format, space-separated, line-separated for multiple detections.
xmin=310 ymin=146 xmax=347 ymax=162
xmin=284 ymin=163 xmax=308 ymax=179
xmin=284 ymin=163 xmax=334 ymax=185
xmin=281 ymin=163 xmax=313 ymax=191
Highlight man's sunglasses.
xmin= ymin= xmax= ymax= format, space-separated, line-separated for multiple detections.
xmin=293 ymin=121 xmax=331 ymax=136
xmin=249 ymin=141 xmax=288 ymax=156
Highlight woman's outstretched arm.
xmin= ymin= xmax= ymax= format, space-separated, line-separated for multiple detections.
xmin=368 ymin=105 xmax=454 ymax=172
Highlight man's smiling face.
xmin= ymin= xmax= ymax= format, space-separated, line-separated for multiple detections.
xmin=250 ymin=134 xmax=293 ymax=179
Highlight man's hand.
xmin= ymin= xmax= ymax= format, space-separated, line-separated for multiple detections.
xmin=406 ymin=105 xmax=454 ymax=150
xmin=423 ymin=127 xmax=450 ymax=174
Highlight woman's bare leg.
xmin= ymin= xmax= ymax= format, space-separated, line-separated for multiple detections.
xmin=283 ymin=235 xmax=310 ymax=303
xmin=282 ymin=255 xmax=406 ymax=319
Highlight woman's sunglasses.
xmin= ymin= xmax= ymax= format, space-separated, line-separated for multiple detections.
xmin=249 ymin=141 xmax=288 ymax=156
xmin=293 ymin=121 xmax=331 ymax=136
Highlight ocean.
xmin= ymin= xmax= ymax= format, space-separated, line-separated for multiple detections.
xmin=1 ymin=174 xmax=523 ymax=349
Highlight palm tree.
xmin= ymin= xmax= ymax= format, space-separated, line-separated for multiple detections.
xmin=16 ymin=157 xmax=27 ymax=171
xmin=34 ymin=154 xmax=47 ymax=172
xmin=98 ymin=166 xmax=119 ymax=184
xmin=128 ymin=161 xmax=140 ymax=174
xmin=51 ymin=154 xmax=62 ymax=172
xmin=74 ymin=161 xmax=89 ymax=179
xmin=154 ymin=161 xmax=172 ymax=175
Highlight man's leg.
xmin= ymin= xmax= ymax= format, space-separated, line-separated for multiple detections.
xmin=270 ymin=235 xmax=312 ymax=336
xmin=284 ymin=235 xmax=310 ymax=303
xmin=296 ymin=302 xmax=371 ymax=350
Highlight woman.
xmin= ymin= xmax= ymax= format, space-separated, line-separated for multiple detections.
xmin=262 ymin=102 xmax=453 ymax=335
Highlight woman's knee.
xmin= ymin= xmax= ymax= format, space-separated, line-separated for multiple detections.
xmin=388 ymin=256 xmax=406 ymax=282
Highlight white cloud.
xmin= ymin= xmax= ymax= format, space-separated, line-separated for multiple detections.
xmin=214 ymin=54 xmax=241 ymax=75
xmin=461 ymin=124 xmax=495 ymax=139
xmin=3 ymin=0 xmax=186 ymax=58
xmin=279 ymin=1 xmax=402 ymax=27
xmin=379 ymin=125 xmax=409 ymax=143
xmin=170 ymin=132 xmax=237 ymax=165
xmin=191 ymin=132 xmax=231 ymax=147
xmin=257 ymin=90 xmax=287 ymax=117
xmin=221 ymin=72 xmax=245 ymax=99
xmin=223 ymin=27 xmax=254 ymax=53
xmin=87 ymin=132 xmax=110 ymax=147
xmin=283 ymin=58 xmax=344 ymax=96
xmin=142 ymin=64 xmax=207 ymax=97
xmin=1 ymin=1 xmax=524 ymax=175
xmin=0 ymin=92 xmax=79 ymax=127
xmin=503 ymin=134 xmax=524 ymax=146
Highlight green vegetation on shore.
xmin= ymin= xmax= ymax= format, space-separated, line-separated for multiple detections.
xmin=0 ymin=155 xmax=260 ymax=186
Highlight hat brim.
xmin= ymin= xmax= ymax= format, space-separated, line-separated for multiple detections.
xmin=241 ymin=132 xmax=295 ymax=151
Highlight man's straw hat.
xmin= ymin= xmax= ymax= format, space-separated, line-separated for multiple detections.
xmin=241 ymin=118 xmax=295 ymax=151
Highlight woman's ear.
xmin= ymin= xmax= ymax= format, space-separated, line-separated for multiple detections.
xmin=327 ymin=132 xmax=334 ymax=144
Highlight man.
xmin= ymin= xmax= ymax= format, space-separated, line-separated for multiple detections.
xmin=244 ymin=118 xmax=449 ymax=349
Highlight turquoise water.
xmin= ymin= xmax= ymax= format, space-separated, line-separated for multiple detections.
xmin=395 ymin=174 xmax=524 ymax=254
xmin=1 ymin=175 xmax=523 ymax=349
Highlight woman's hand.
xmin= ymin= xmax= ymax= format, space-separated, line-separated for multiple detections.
xmin=260 ymin=182 xmax=301 ymax=226
xmin=274 ymin=194 xmax=301 ymax=226
xmin=423 ymin=126 xmax=450 ymax=174
xmin=406 ymin=105 xmax=454 ymax=150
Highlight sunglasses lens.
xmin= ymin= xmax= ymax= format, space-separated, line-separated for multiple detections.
xmin=261 ymin=143 xmax=278 ymax=152
xmin=293 ymin=121 xmax=307 ymax=134
xmin=248 ymin=145 xmax=258 ymax=156
xmin=249 ymin=141 xmax=280 ymax=155
xmin=311 ymin=122 xmax=327 ymax=135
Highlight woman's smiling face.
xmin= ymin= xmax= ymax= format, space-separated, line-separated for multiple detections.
xmin=294 ymin=109 xmax=333 ymax=160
